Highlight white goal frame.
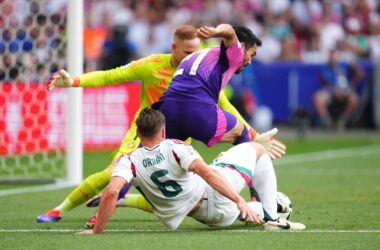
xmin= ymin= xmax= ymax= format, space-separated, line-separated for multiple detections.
xmin=66 ymin=0 xmax=83 ymax=185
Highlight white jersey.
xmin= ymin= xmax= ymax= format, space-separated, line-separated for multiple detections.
xmin=112 ymin=139 xmax=206 ymax=230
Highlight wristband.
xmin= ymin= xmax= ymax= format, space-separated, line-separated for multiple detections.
xmin=72 ymin=76 xmax=80 ymax=87
xmin=249 ymin=128 xmax=257 ymax=141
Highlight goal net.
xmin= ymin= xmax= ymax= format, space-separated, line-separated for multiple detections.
xmin=0 ymin=0 xmax=80 ymax=183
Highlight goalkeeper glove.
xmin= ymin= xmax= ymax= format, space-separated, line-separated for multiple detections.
xmin=47 ymin=69 xmax=80 ymax=91
xmin=250 ymin=128 xmax=287 ymax=160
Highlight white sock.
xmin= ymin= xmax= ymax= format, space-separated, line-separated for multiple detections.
xmin=253 ymin=154 xmax=278 ymax=220
xmin=247 ymin=201 xmax=264 ymax=220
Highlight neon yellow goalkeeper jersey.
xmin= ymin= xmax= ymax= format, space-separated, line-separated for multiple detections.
xmin=79 ymin=54 xmax=175 ymax=109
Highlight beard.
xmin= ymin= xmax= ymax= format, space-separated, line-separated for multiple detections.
xmin=235 ymin=66 xmax=244 ymax=74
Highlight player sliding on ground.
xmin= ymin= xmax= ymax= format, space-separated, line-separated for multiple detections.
xmin=37 ymin=24 xmax=285 ymax=224
xmin=79 ymin=108 xmax=305 ymax=234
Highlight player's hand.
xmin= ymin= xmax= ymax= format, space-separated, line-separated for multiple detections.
xmin=237 ymin=199 xmax=264 ymax=224
xmin=47 ymin=69 xmax=74 ymax=91
xmin=76 ymin=229 xmax=96 ymax=235
xmin=197 ymin=26 xmax=217 ymax=40
xmin=254 ymin=128 xmax=287 ymax=160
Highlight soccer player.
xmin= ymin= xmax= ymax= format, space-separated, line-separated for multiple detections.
xmin=153 ymin=24 xmax=280 ymax=149
xmin=37 ymin=25 xmax=279 ymax=223
xmin=79 ymin=108 xmax=305 ymax=234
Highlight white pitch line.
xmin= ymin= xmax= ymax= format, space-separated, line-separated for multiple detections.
xmin=1 ymin=144 xmax=379 ymax=197
xmin=0 ymin=229 xmax=379 ymax=233
xmin=0 ymin=182 xmax=75 ymax=197
xmin=275 ymin=144 xmax=380 ymax=166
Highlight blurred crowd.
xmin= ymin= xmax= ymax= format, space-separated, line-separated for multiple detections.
xmin=83 ymin=0 xmax=380 ymax=70
xmin=0 ymin=0 xmax=66 ymax=82
xmin=1 ymin=0 xmax=380 ymax=81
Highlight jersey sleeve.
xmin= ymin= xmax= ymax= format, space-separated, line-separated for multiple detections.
xmin=112 ymin=155 xmax=135 ymax=183
xmin=219 ymin=38 xmax=244 ymax=68
xmin=217 ymin=89 xmax=251 ymax=129
xmin=170 ymin=140 xmax=202 ymax=171
xmin=78 ymin=57 xmax=152 ymax=87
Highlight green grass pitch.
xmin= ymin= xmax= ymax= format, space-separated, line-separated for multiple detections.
xmin=1 ymin=136 xmax=380 ymax=249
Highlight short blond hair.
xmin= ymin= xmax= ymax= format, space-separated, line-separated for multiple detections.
xmin=173 ymin=25 xmax=197 ymax=41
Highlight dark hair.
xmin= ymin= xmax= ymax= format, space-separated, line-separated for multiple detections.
xmin=174 ymin=25 xmax=198 ymax=40
xmin=233 ymin=26 xmax=262 ymax=48
xmin=136 ymin=108 xmax=166 ymax=138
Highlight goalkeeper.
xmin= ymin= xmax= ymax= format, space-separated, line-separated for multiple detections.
xmin=37 ymin=25 xmax=285 ymax=223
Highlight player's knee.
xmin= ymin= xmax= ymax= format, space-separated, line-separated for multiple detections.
xmin=106 ymin=164 xmax=115 ymax=174
xmin=248 ymin=142 xmax=266 ymax=157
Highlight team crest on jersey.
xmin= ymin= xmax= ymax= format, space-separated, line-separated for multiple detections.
xmin=128 ymin=142 xmax=135 ymax=148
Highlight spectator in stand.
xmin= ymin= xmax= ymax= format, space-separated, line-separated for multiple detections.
xmin=313 ymin=50 xmax=364 ymax=130
xmin=301 ymin=32 xmax=327 ymax=63
xmin=255 ymin=26 xmax=281 ymax=63
xmin=99 ymin=25 xmax=136 ymax=70
xmin=83 ymin=13 xmax=108 ymax=72
xmin=2 ymin=0 xmax=380 ymax=82
xmin=368 ymin=16 xmax=380 ymax=60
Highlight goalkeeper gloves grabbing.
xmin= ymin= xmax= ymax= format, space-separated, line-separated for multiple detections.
xmin=47 ymin=69 xmax=80 ymax=91
xmin=250 ymin=128 xmax=286 ymax=160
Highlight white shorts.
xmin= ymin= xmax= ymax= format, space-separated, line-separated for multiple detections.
xmin=191 ymin=143 xmax=257 ymax=227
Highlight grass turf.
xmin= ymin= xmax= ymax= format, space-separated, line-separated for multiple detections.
xmin=1 ymin=136 xmax=380 ymax=249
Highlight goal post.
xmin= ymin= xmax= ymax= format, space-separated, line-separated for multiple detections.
xmin=66 ymin=0 xmax=83 ymax=185
xmin=0 ymin=0 xmax=83 ymax=185
xmin=0 ymin=0 xmax=138 ymax=185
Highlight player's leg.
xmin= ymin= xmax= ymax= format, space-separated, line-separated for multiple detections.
xmin=211 ymin=113 xmax=256 ymax=202
xmin=84 ymin=191 xmax=153 ymax=229
xmin=221 ymin=141 xmax=281 ymax=221
xmin=157 ymin=100 xmax=244 ymax=146
xmin=158 ymin=102 xmax=248 ymax=147
xmin=191 ymin=143 xmax=261 ymax=227
xmin=213 ymin=141 xmax=258 ymax=200
xmin=248 ymin=143 xmax=305 ymax=230
xmin=36 ymin=164 xmax=114 ymax=223
xmin=313 ymin=89 xmax=333 ymax=127
xmin=214 ymin=108 xmax=250 ymax=146
xmin=116 ymin=194 xmax=153 ymax=212
xmin=36 ymin=122 xmax=140 ymax=223
xmin=252 ymin=148 xmax=278 ymax=221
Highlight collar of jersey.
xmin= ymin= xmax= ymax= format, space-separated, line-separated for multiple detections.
xmin=142 ymin=144 xmax=160 ymax=151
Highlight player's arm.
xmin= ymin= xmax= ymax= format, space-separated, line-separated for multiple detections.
xmin=188 ymin=159 xmax=263 ymax=224
xmin=79 ymin=176 xmax=127 ymax=234
xmin=47 ymin=57 xmax=152 ymax=90
xmin=93 ymin=176 xmax=127 ymax=233
xmin=197 ymin=24 xmax=236 ymax=48
xmin=79 ymin=155 xmax=134 ymax=234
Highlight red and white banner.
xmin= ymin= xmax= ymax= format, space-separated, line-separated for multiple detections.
xmin=0 ymin=83 xmax=140 ymax=154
